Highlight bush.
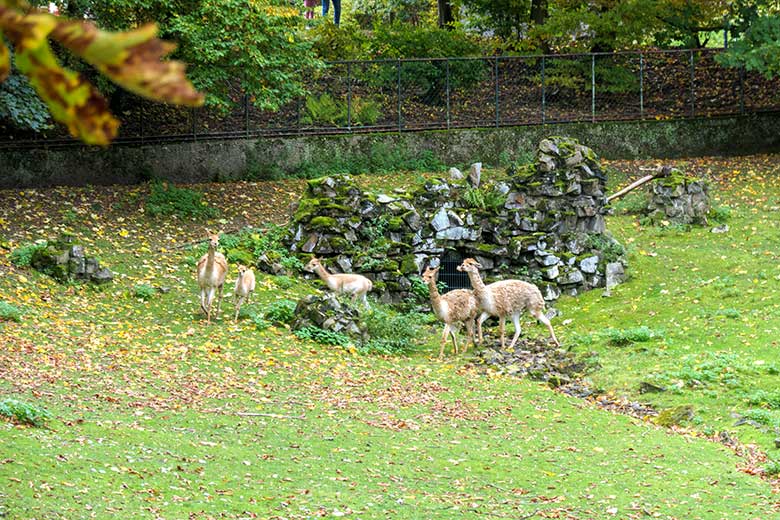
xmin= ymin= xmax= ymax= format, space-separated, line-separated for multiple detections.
xmin=145 ymin=181 xmax=218 ymax=219
xmin=9 ymin=241 xmax=47 ymax=267
xmin=264 ymin=299 xmax=297 ymax=325
xmin=359 ymin=307 xmax=423 ymax=354
xmin=295 ymin=326 xmax=352 ymax=347
xmin=365 ymin=24 xmax=487 ymax=104
xmin=252 ymin=314 xmax=272 ymax=331
xmin=709 ymin=206 xmax=732 ymax=224
xmin=0 ymin=301 xmax=23 ymax=322
xmin=0 ymin=398 xmax=51 ymax=427
xmin=765 ymin=460 xmax=780 ymax=476
xmin=132 ymin=283 xmax=156 ymax=301
xmin=601 ymin=326 xmax=662 ymax=346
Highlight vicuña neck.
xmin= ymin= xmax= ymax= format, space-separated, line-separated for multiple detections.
xmin=426 ymin=276 xmax=442 ymax=309
xmin=314 ymin=264 xmax=331 ymax=281
xmin=465 ymin=269 xmax=488 ymax=300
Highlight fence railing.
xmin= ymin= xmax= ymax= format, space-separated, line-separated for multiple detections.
xmin=2 ymin=48 xmax=779 ymax=149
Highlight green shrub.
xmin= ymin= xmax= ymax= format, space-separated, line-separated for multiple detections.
xmin=745 ymin=390 xmax=780 ymax=410
xmin=765 ymin=460 xmax=780 ymax=476
xmin=650 ymin=352 xmax=753 ymax=390
xmin=359 ymin=307 xmax=422 ymax=355
xmin=252 ymin=314 xmax=272 ymax=331
xmin=601 ymin=326 xmax=662 ymax=346
xmin=740 ymin=408 xmax=779 ymax=427
xmin=145 ymin=181 xmax=218 ymax=219
xmin=273 ymin=276 xmax=296 ymax=290
xmin=264 ymin=299 xmax=297 ymax=325
xmin=9 ymin=240 xmax=47 ymax=267
xmin=0 ymin=398 xmax=51 ymax=427
xmin=0 ymin=301 xmax=23 ymax=322
xmin=132 ymin=283 xmax=156 ymax=301
xmin=295 ymin=326 xmax=352 ymax=347
xmin=708 ymin=206 xmax=732 ymax=223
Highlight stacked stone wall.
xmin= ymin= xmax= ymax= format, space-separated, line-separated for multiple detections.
xmin=284 ymin=137 xmax=627 ymax=302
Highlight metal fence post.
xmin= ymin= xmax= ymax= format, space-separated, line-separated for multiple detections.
xmin=541 ymin=56 xmax=546 ymax=124
xmin=244 ymin=93 xmax=249 ymax=137
xmin=739 ymin=66 xmax=745 ymax=115
xmin=494 ymin=56 xmax=500 ymax=127
xmin=446 ymin=59 xmax=451 ymax=130
xmin=591 ymin=54 xmax=596 ymax=122
xmin=690 ymin=50 xmax=695 ymax=117
xmin=347 ymin=62 xmax=352 ymax=131
xmin=639 ymin=53 xmax=644 ymax=119
xmin=397 ymin=59 xmax=402 ymax=132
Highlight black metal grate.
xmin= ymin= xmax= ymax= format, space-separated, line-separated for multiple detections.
xmin=438 ymin=250 xmax=471 ymax=293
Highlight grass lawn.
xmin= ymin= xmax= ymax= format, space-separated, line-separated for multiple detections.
xmin=0 ymin=155 xmax=779 ymax=519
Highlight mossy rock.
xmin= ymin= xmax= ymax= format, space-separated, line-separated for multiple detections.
xmin=30 ymin=245 xmax=69 ymax=282
xmin=656 ymin=168 xmax=700 ymax=188
xmin=387 ymin=216 xmax=405 ymax=231
xmin=654 ymin=405 xmax=694 ymax=427
xmin=399 ymin=254 xmax=418 ymax=275
xmin=310 ymin=216 xmax=339 ymax=230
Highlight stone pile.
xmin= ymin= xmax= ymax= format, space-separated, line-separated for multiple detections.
xmin=283 ymin=137 xmax=627 ymax=302
xmin=292 ymin=293 xmax=366 ymax=338
xmin=644 ymin=169 xmax=710 ymax=225
xmin=478 ymin=337 xmax=595 ymax=387
xmin=31 ymin=234 xmax=113 ymax=284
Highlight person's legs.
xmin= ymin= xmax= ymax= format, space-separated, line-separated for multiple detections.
xmin=332 ymin=0 xmax=341 ymax=25
xmin=322 ymin=0 xmax=329 ymax=16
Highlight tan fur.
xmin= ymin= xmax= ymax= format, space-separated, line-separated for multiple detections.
xmin=233 ymin=265 xmax=256 ymax=322
xmin=422 ymin=266 xmax=478 ymax=358
xmin=457 ymin=258 xmax=559 ymax=348
xmin=196 ymin=230 xmax=228 ymax=324
xmin=304 ymin=257 xmax=373 ymax=309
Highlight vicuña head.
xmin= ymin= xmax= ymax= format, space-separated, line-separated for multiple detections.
xmin=421 ymin=265 xmax=440 ymax=283
xmin=456 ymin=258 xmax=482 ymax=273
xmin=237 ymin=264 xmax=248 ymax=276
xmin=205 ymin=229 xmax=220 ymax=249
xmin=304 ymin=257 xmax=322 ymax=273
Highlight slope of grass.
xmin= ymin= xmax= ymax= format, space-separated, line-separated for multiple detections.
xmin=1 ymin=157 xmax=779 ymax=518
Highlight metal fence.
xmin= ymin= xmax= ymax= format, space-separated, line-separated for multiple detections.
xmin=2 ymin=48 xmax=780 ymax=149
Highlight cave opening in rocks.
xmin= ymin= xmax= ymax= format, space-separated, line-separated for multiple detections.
xmin=438 ymin=250 xmax=471 ymax=293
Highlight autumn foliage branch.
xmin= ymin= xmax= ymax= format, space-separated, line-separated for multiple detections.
xmin=0 ymin=1 xmax=203 ymax=146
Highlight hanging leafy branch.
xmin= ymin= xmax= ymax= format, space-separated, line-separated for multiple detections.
xmin=0 ymin=1 xmax=203 ymax=145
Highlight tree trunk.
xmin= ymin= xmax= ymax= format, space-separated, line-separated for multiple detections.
xmin=530 ymin=0 xmax=548 ymax=26
xmin=437 ymin=0 xmax=455 ymax=29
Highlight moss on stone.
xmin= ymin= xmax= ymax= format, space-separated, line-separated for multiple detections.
xmin=399 ymin=254 xmax=418 ymax=274
xmin=310 ymin=216 xmax=339 ymax=230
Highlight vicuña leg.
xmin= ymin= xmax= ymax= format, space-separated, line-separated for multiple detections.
xmin=533 ymin=310 xmax=559 ymax=346
xmin=507 ymin=314 xmax=522 ymax=350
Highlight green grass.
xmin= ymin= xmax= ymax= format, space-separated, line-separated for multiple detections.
xmin=1 ymin=158 xmax=779 ymax=518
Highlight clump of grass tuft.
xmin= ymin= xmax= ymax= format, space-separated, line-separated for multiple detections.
xmin=9 ymin=240 xmax=48 ymax=267
xmin=600 ymin=326 xmax=662 ymax=346
xmin=132 ymin=283 xmax=156 ymax=301
xmin=264 ymin=299 xmax=297 ymax=325
xmin=765 ymin=460 xmax=780 ymax=476
xmin=294 ymin=326 xmax=351 ymax=347
xmin=0 ymin=398 xmax=51 ymax=427
xmin=745 ymin=390 xmax=780 ymax=410
xmin=0 ymin=301 xmax=23 ymax=322
xmin=145 ymin=181 xmax=218 ymax=219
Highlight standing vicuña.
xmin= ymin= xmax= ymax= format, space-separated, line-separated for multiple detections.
xmin=196 ymin=230 xmax=228 ymax=324
xmin=457 ymin=258 xmax=559 ymax=348
xmin=421 ymin=266 xmax=479 ymax=358
xmin=233 ymin=265 xmax=256 ymax=322
xmin=304 ymin=257 xmax=373 ymax=309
